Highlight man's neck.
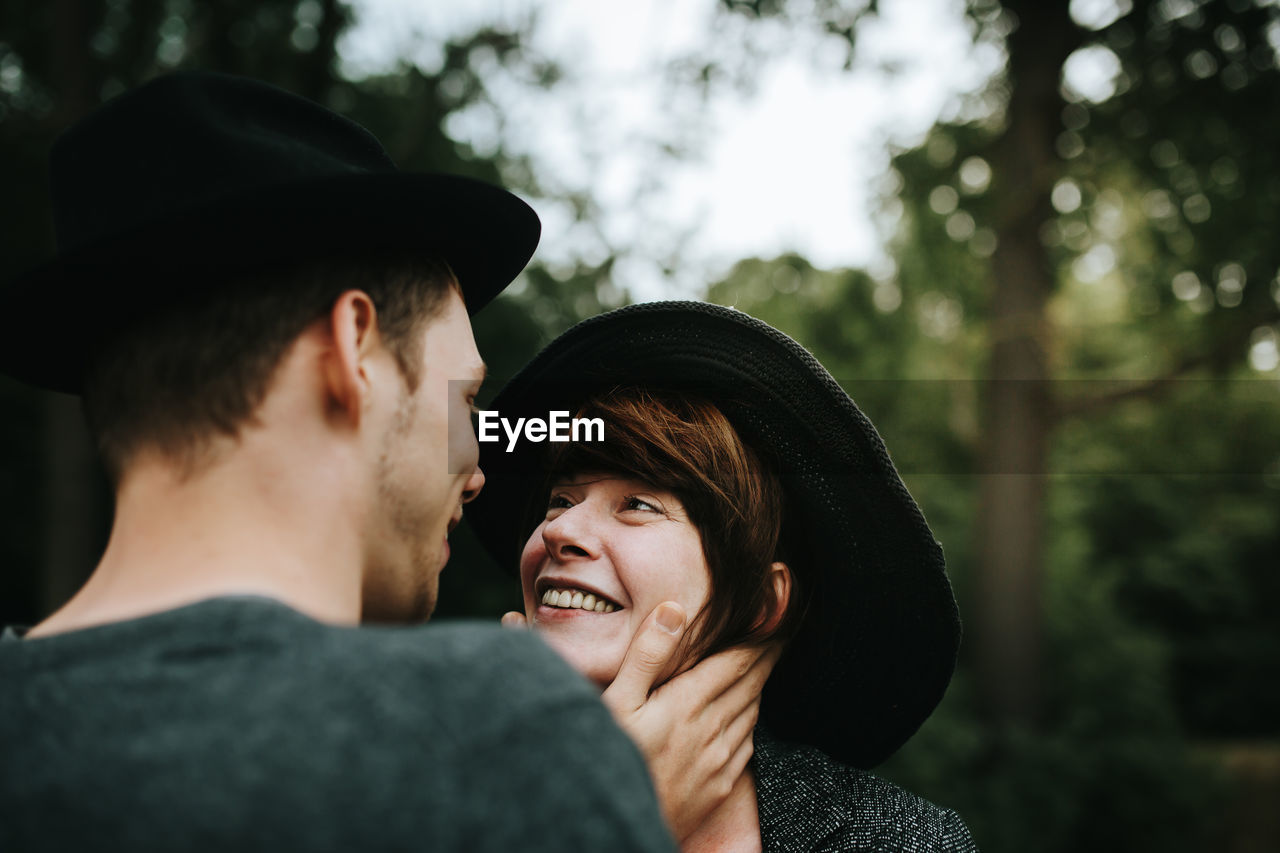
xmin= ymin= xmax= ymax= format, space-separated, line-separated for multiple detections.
xmin=28 ymin=443 xmax=365 ymax=639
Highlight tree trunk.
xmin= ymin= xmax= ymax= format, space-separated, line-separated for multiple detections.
xmin=973 ymin=0 xmax=1080 ymax=728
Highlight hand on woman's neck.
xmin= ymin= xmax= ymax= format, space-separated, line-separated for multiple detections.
xmin=681 ymin=766 xmax=762 ymax=853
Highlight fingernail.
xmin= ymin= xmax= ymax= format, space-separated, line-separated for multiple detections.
xmin=655 ymin=603 xmax=684 ymax=634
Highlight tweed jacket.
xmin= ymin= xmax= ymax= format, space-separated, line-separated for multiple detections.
xmin=752 ymin=728 xmax=978 ymax=852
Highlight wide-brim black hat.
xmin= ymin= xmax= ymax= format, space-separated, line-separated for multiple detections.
xmin=0 ymin=70 xmax=540 ymax=393
xmin=467 ymin=301 xmax=961 ymax=769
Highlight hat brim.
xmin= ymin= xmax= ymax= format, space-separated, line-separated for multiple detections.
xmin=0 ymin=171 xmax=538 ymax=393
xmin=467 ymin=301 xmax=961 ymax=768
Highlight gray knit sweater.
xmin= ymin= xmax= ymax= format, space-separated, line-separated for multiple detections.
xmin=0 ymin=596 xmax=675 ymax=852
xmin=752 ymin=727 xmax=978 ymax=852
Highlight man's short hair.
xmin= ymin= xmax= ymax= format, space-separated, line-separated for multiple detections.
xmin=82 ymin=253 xmax=455 ymax=482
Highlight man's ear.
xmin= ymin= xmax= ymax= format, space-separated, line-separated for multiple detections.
xmin=756 ymin=561 xmax=792 ymax=635
xmin=322 ymin=290 xmax=380 ymax=426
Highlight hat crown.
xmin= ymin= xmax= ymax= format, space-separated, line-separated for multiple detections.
xmin=50 ymin=70 xmax=396 ymax=254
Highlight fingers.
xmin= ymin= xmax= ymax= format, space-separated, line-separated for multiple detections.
xmin=602 ymin=601 xmax=686 ymax=714
xmin=703 ymin=643 xmax=780 ymax=713
xmin=500 ymin=611 xmax=528 ymax=629
xmin=724 ymin=692 xmax=760 ymax=750
xmin=723 ymin=721 xmax=756 ymax=784
xmin=656 ymin=641 xmax=779 ymax=713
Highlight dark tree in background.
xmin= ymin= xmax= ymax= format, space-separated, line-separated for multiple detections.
xmin=966 ymin=0 xmax=1081 ymax=731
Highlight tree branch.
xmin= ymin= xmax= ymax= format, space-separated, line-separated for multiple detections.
xmin=1055 ymin=305 xmax=1280 ymax=421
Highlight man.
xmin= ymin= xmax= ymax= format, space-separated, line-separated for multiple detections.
xmin=0 ymin=71 xmax=771 ymax=850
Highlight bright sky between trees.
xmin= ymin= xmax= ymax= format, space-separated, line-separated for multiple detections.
xmin=339 ymin=0 xmax=1038 ymax=300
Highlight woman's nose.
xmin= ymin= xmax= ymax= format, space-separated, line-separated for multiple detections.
xmin=541 ymin=506 xmax=599 ymax=561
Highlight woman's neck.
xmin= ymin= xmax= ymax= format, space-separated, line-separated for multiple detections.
xmin=681 ymin=765 xmax=762 ymax=853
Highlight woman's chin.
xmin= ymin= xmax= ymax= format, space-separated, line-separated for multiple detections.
xmin=537 ymin=630 xmax=623 ymax=690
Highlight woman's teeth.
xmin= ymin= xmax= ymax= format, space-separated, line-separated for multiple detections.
xmin=541 ymin=588 xmax=617 ymax=613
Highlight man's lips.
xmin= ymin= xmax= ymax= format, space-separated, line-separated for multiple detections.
xmin=439 ymin=511 xmax=463 ymax=568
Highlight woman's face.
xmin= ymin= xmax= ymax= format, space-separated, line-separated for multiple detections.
xmin=519 ymin=472 xmax=711 ymax=688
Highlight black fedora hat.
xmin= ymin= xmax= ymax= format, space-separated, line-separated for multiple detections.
xmin=467 ymin=301 xmax=961 ymax=769
xmin=0 ymin=70 xmax=540 ymax=393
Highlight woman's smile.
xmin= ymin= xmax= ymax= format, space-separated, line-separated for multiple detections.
xmin=535 ymin=577 xmax=624 ymax=613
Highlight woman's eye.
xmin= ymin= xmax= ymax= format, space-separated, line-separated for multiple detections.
xmin=623 ymin=496 xmax=661 ymax=513
xmin=547 ymin=494 xmax=573 ymax=512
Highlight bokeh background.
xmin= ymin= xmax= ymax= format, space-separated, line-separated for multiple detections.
xmin=2 ymin=1 xmax=1279 ymax=850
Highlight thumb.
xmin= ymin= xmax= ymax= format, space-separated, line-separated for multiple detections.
xmin=603 ymin=601 xmax=686 ymax=713
xmin=500 ymin=611 xmax=528 ymax=629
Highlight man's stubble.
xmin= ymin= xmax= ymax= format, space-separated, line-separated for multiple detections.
xmin=365 ymin=385 xmax=439 ymax=623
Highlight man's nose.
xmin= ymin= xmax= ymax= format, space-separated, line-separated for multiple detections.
xmin=461 ymin=466 xmax=485 ymax=504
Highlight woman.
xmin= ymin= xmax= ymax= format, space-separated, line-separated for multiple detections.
xmin=469 ymin=302 xmax=976 ymax=852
